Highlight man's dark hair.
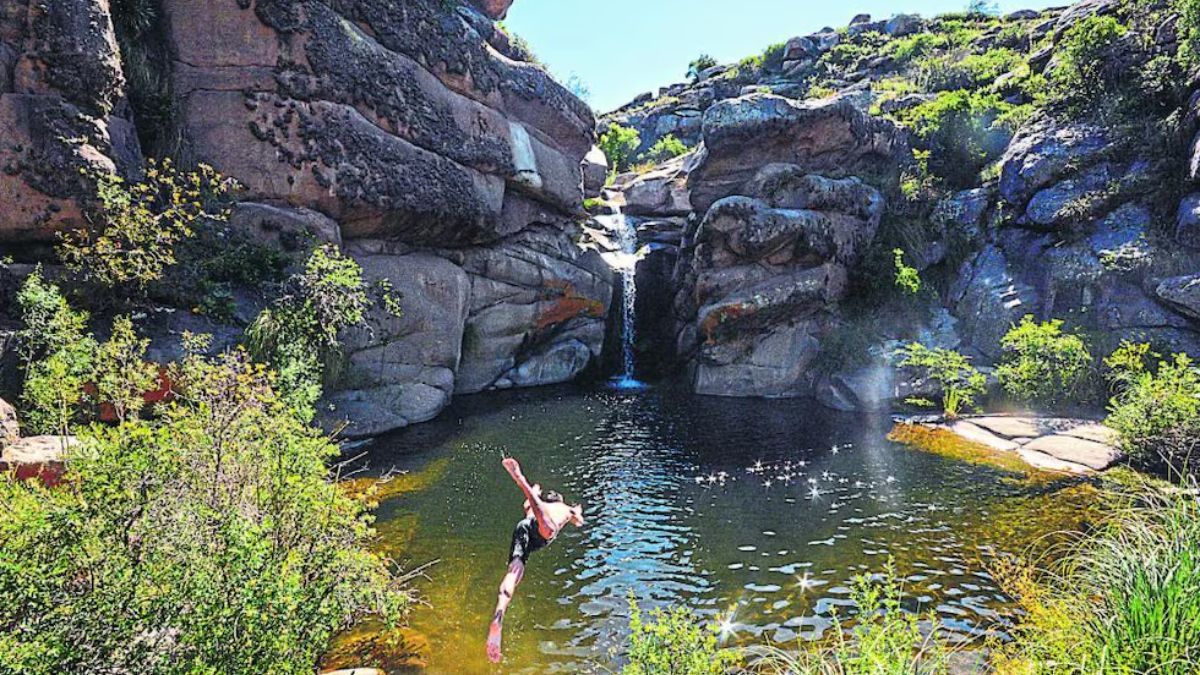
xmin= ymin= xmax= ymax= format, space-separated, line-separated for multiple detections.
xmin=543 ymin=490 xmax=563 ymax=503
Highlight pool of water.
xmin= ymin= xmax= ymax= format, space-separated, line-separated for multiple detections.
xmin=352 ymin=383 xmax=1098 ymax=674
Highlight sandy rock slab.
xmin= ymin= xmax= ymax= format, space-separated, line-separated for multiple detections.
xmin=926 ymin=415 xmax=1123 ymax=474
xmin=0 ymin=435 xmax=78 ymax=486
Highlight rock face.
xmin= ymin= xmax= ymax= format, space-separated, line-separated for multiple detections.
xmin=0 ymin=0 xmax=609 ymax=436
xmin=672 ymin=98 xmax=899 ymax=398
xmin=0 ymin=0 xmax=142 ymax=243
xmin=911 ymin=415 xmax=1124 ymax=474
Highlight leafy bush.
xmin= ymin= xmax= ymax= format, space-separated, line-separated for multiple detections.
xmin=893 ymin=249 xmax=923 ymax=295
xmin=245 ymin=245 xmax=375 ymax=420
xmin=994 ymin=316 xmax=1094 ymax=409
xmin=1106 ymin=349 xmax=1200 ymax=479
xmin=1175 ymin=0 xmax=1200 ymax=65
xmin=58 ymin=159 xmax=235 ymax=295
xmin=638 ymin=134 xmax=689 ymax=165
xmin=898 ymin=343 xmax=987 ymax=418
xmin=688 ymin=54 xmax=719 ymax=80
xmin=896 ymin=90 xmax=1021 ymax=188
xmin=916 ymin=48 xmax=1022 ymax=92
xmin=1051 ymin=15 xmax=1128 ymax=111
xmin=623 ymin=598 xmax=740 ymax=675
xmin=599 ymin=124 xmax=642 ymax=174
xmin=0 ymin=347 xmax=410 ymax=674
xmin=993 ymin=483 xmax=1200 ymax=674
xmin=747 ymin=561 xmax=953 ymax=674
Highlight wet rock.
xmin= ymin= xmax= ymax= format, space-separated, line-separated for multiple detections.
xmin=920 ymin=416 xmax=1123 ymax=473
xmin=1023 ymin=435 xmax=1121 ymax=472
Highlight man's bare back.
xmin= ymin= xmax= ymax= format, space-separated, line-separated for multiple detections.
xmin=486 ymin=457 xmax=584 ymax=663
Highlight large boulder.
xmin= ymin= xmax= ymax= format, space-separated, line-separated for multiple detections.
xmin=0 ymin=0 xmax=141 ymax=242
xmin=687 ymin=94 xmax=905 ymax=214
xmin=618 ymin=153 xmax=694 ymax=217
xmin=998 ymin=120 xmax=1109 ymax=208
xmin=1156 ymin=275 xmax=1200 ymax=321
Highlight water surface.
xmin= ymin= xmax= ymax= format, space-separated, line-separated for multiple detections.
xmin=358 ymin=383 xmax=1095 ymax=673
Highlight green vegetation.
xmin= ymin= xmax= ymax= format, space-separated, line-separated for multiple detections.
xmin=245 ymin=244 xmax=373 ymax=421
xmin=1105 ymin=346 xmax=1200 ymax=480
xmin=892 ymin=249 xmax=922 ymax=295
xmin=638 ymin=134 xmax=690 ymax=165
xmin=0 ymin=345 xmax=410 ymax=673
xmin=58 ymin=160 xmax=235 ymax=296
xmin=688 ymin=54 xmax=719 ymax=80
xmin=895 ymin=90 xmax=1027 ymax=188
xmin=995 ymin=316 xmax=1094 ymax=409
xmin=898 ymin=343 xmax=987 ymax=418
xmin=622 ymin=598 xmax=740 ymax=674
xmin=1179 ymin=0 xmax=1200 ymax=65
xmin=1051 ymin=15 xmax=1128 ymax=112
xmin=599 ymin=124 xmax=642 ymax=175
xmin=992 ymin=482 xmax=1200 ymax=675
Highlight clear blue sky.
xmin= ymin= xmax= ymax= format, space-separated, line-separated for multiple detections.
xmin=505 ymin=0 xmax=1063 ymax=113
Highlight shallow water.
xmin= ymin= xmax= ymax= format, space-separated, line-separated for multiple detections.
xmin=355 ymin=383 xmax=1097 ymax=674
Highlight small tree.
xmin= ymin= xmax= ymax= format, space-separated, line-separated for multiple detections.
xmin=92 ymin=315 xmax=160 ymax=423
xmin=893 ymin=248 xmax=922 ymax=295
xmin=57 ymin=159 xmax=236 ymax=295
xmin=599 ymin=124 xmax=642 ymax=175
xmin=623 ymin=597 xmax=740 ymax=675
xmin=995 ymin=316 xmax=1093 ymax=408
xmin=687 ymin=54 xmax=719 ymax=81
xmin=899 ymin=343 xmax=987 ymax=418
xmin=245 ymin=245 xmax=373 ymax=420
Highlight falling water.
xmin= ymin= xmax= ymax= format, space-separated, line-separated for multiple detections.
xmin=597 ymin=210 xmax=645 ymax=389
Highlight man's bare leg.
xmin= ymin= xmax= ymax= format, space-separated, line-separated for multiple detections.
xmin=502 ymin=458 xmax=556 ymax=540
xmin=487 ymin=558 xmax=525 ymax=663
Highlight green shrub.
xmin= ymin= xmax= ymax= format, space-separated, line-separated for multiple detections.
xmin=245 ymin=245 xmax=375 ymax=420
xmin=638 ymin=134 xmax=689 ymax=165
xmin=1176 ymin=0 xmax=1200 ymax=65
xmin=688 ymin=54 xmax=719 ymax=80
xmin=993 ymin=483 xmax=1200 ymax=674
xmin=898 ymin=343 xmax=987 ymax=418
xmin=747 ymin=561 xmax=953 ymax=674
xmin=622 ymin=598 xmax=740 ymax=674
xmin=57 ymin=159 xmax=235 ymax=296
xmin=994 ymin=316 xmax=1094 ymax=409
xmin=0 ymin=348 xmax=410 ymax=674
xmin=1106 ymin=350 xmax=1200 ymax=479
xmin=893 ymin=249 xmax=923 ymax=295
xmin=896 ymin=90 xmax=1021 ymax=188
xmin=1051 ymin=15 xmax=1128 ymax=110
xmin=599 ymin=124 xmax=642 ymax=174
xmin=917 ymin=48 xmax=1022 ymax=92
xmin=91 ymin=315 xmax=159 ymax=423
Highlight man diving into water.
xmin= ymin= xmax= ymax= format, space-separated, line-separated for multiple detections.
xmin=487 ymin=457 xmax=585 ymax=664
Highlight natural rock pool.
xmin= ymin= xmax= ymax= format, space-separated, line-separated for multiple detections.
xmin=347 ymin=383 xmax=1102 ymax=674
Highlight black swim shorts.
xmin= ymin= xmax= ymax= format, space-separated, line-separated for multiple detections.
xmin=509 ymin=516 xmax=550 ymax=564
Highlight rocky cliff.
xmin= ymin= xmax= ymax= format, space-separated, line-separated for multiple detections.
xmin=603 ymin=0 xmax=1200 ymax=409
xmin=0 ymin=0 xmax=610 ymax=436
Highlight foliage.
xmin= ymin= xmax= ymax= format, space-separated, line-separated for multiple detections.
xmin=994 ymin=316 xmax=1094 ymax=409
xmin=564 ymin=73 xmax=592 ymax=104
xmin=16 ymin=271 xmax=97 ymax=435
xmin=245 ymin=245 xmax=374 ymax=420
xmin=1106 ymin=351 xmax=1200 ymax=480
xmin=745 ymin=561 xmax=953 ymax=674
xmin=892 ymin=249 xmax=923 ymax=295
xmin=688 ymin=54 xmax=719 ymax=80
xmin=58 ymin=159 xmax=235 ymax=295
xmin=91 ymin=315 xmax=160 ymax=423
xmin=622 ymin=597 xmax=740 ymax=675
xmin=898 ymin=343 xmax=987 ymax=418
xmin=1050 ymin=15 xmax=1128 ymax=111
xmin=0 ymin=348 xmax=410 ymax=674
xmin=916 ymin=48 xmax=1022 ymax=92
xmin=1179 ymin=0 xmax=1200 ymax=65
xmin=638 ymin=134 xmax=689 ymax=166
xmin=599 ymin=124 xmax=642 ymax=174
xmin=992 ymin=483 xmax=1200 ymax=674
xmin=895 ymin=90 xmax=1021 ymax=188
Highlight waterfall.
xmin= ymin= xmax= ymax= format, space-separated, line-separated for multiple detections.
xmin=597 ymin=209 xmax=645 ymax=389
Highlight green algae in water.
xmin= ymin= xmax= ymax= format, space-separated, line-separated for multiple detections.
xmin=341 ymin=385 xmax=1109 ymax=674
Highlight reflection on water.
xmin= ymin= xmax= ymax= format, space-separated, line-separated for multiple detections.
xmin=357 ymin=383 xmax=1096 ymax=674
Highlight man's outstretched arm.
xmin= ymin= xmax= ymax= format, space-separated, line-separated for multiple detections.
xmin=502 ymin=458 xmax=556 ymax=540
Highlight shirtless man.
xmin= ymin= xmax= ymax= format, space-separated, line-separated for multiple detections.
xmin=486 ymin=457 xmax=585 ymax=664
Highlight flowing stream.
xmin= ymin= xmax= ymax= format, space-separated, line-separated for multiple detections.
xmin=353 ymin=384 xmax=1102 ymax=674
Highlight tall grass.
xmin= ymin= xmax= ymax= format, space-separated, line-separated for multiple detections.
xmin=992 ymin=481 xmax=1200 ymax=674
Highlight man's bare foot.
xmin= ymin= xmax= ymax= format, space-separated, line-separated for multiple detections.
xmin=486 ymin=621 xmax=504 ymax=663
xmin=502 ymin=457 xmax=522 ymax=479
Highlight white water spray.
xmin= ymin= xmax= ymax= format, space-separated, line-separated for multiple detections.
xmin=597 ymin=209 xmax=644 ymax=389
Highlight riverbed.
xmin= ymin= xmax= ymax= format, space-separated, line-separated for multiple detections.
xmin=351 ymin=382 xmax=1100 ymax=674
